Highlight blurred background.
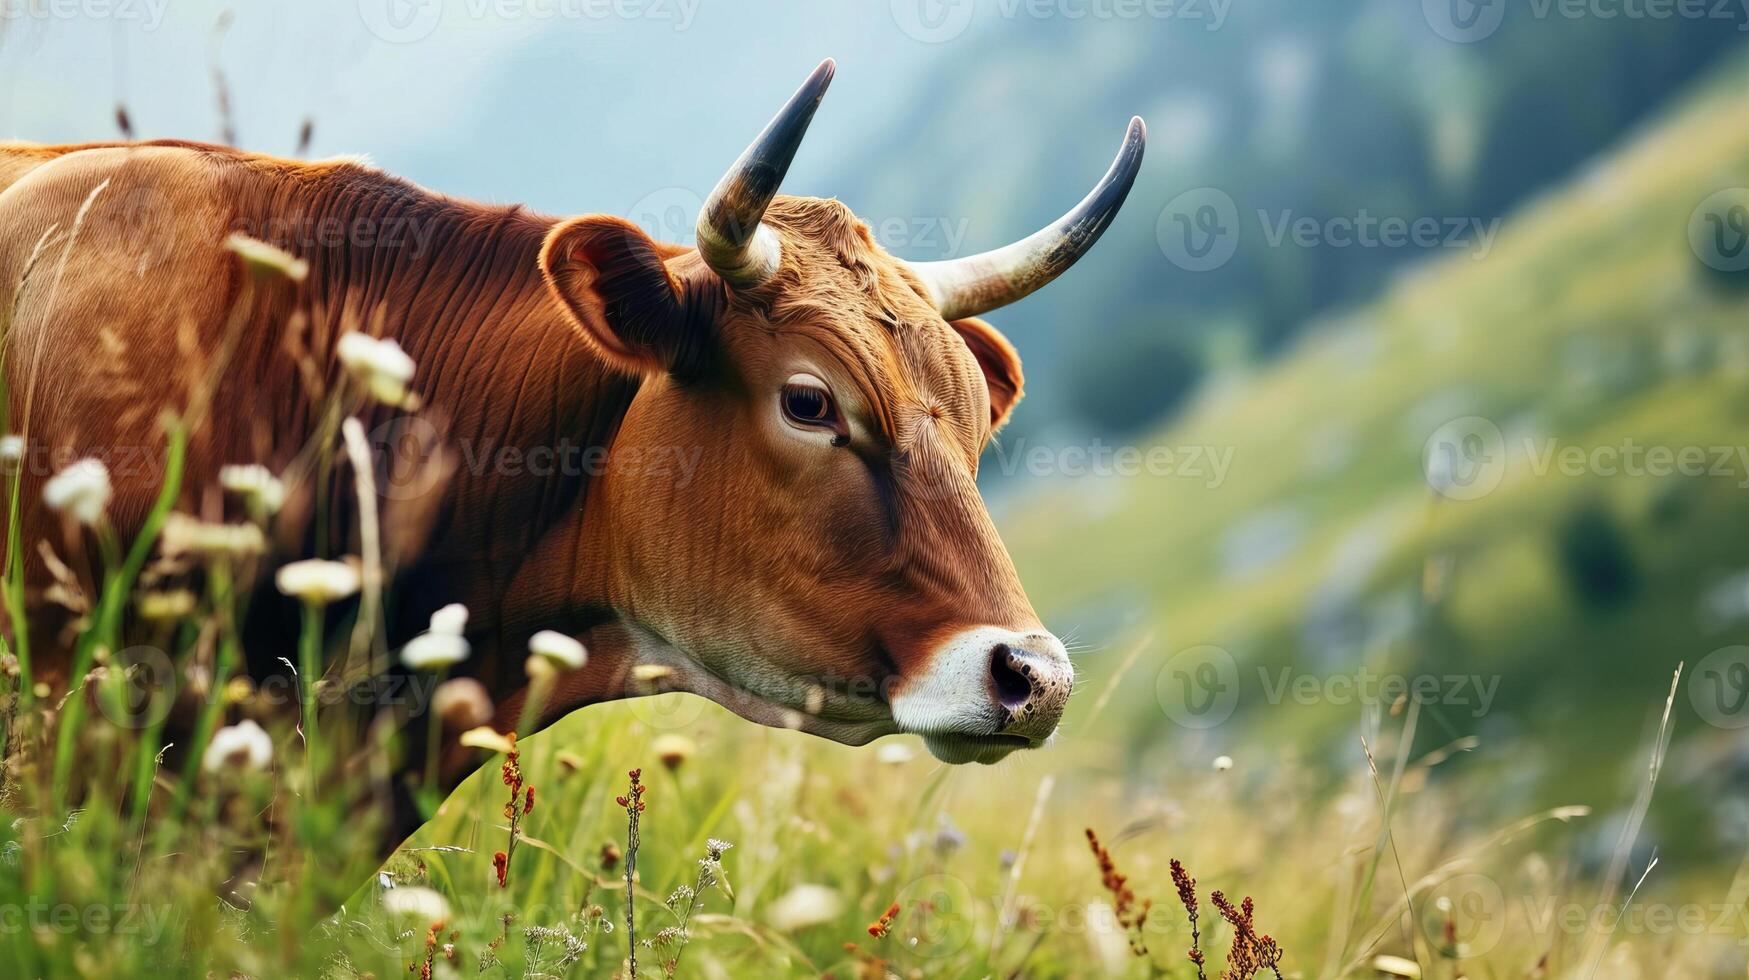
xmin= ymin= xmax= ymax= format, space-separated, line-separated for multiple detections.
xmin=8 ymin=0 xmax=1749 ymax=943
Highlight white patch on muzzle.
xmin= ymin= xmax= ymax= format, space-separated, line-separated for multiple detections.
xmin=890 ymin=625 xmax=1073 ymax=764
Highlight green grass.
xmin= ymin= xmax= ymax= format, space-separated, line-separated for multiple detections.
xmin=4 ymin=54 xmax=1749 ymax=980
xmin=1002 ymin=53 xmax=1749 ymax=842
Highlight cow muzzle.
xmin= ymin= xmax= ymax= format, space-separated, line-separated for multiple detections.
xmin=890 ymin=626 xmax=1074 ymax=765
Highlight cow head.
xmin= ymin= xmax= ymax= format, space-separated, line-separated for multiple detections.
xmin=537 ymin=60 xmax=1145 ymax=764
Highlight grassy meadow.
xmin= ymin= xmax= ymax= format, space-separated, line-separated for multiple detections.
xmin=4 ymin=51 xmax=1749 ymax=980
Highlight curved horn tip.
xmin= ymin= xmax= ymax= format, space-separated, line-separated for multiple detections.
xmin=695 ymin=58 xmax=839 ymax=287
xmin=906 ymin=114 xmax=1150 ymax=320
xmin=798 ymin=58 xmax=836 ymax=103
xmin=1117 ymin=116 xmax=1147 ymax=167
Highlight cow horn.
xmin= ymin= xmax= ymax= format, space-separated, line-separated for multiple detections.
xmin=909 ymin=117 xmax=1147 ymax=321
xmin=695 ymin=58 xmax=836 ymax=288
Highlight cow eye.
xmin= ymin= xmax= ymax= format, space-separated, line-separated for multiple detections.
xmin=781 ymin=376 xmax=840 ymax=432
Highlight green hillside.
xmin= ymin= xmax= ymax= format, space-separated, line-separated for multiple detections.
xmin=1003 ymin=54 xmax=1749 ymax=858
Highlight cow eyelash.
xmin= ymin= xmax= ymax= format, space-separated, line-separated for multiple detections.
xmin=781 ymin=379 xmax=848 ymax=445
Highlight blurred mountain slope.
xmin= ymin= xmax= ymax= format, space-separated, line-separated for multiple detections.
xmin=999 ymin=51 xmax=1749 ymax=860
xmin=828 ymin=5 xmax=1747 ymax=443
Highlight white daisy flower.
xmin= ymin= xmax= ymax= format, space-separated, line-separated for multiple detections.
xmin=274 ymin=558 xmax=361 ymax=605
xmin=42 ymin=458 xmax=111 ymax=526
xmin=337 ymin=332 xmax=417 ymax=408
xmin=381 ymin=885 xmax=450 ymax=923
xmin=218 ymin=464 xmax=286 ymax=515
xmin=528 ymin=630 xmax=586 ymax=670
xmin=428 ymin=603 xmax=468 ymax=637
xmin=202 ymin=719 xmax=273 ymax=773
xmin=400 ymin=630 xmax=470 ymax=670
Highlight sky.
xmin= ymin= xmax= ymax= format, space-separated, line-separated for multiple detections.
xmin=0 ymin=1 xmax=963 ymax=220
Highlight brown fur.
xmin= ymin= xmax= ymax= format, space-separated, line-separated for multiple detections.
xmin=0 ymin=140 xmax=1037 ymax=842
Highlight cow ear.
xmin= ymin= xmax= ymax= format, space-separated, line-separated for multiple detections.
xmin=948 ymin=316 xmax=1024 ymax=432
xmin=540 ymin=215 xmax=708 ymax=376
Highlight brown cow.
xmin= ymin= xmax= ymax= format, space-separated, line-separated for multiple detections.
xmin=0 ymin=60 xmax=1143 ymax=842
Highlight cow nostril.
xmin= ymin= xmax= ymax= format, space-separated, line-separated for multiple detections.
xmin=988 ymin=643 xmax=1034 ymax=712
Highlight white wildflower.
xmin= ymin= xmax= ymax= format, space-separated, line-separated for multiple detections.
xmin=161 ymin=512 xmax=266 ymax=558
xmin=0 ymin=435 xmax=22 ymax=466
xmin=42 ymin=458 xmax=111 ymax=526
xmin=274 ymin=558 xmax=361 ymax=605
xmin=137 ymin=589 xmax=198 ymax=622
xmin=458 ymin=726 xmax=515 ymax=754
xmin=202 ymin=719 xmax=273 ymax=773
xmin=1371 ymin=954 xmax=1422 ymax=978
xmin=1212 ymin=754 xmax=1234 ymax=772
xmin=337 ymin=332 xmax=417 ymax=408
xmin=653 ymin=733 xmax=695 ymax=769
xmin=433 ymin=678 xmax=493 ymax=730
xmin=400 ymin=630 xmax=469 ymax=670
xmin=381 ymin=885 xmax=450 ymax=924
xmin=876 ymin=742 xmax=915 ymax=766
xmin=218 ymin=464 xmax=286 ymax=514
xmin=766 ymin=883 xmax=842 ymax=932
xmin=226 ymin=233 xmax=309 ymax=282
xmin=527 ymin=630 xmax=586 ymax=669
xmin=428 ymin=603 xmax=468 ymax=636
